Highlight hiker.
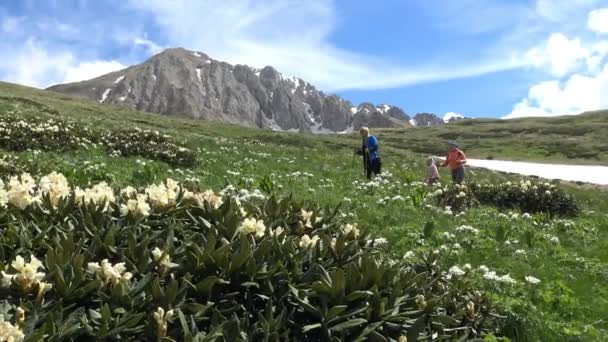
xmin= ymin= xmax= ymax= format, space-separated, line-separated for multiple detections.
xmin=424 ymin=156 xmax=440 ymax=185
xmin=358 ymin=127 xmax=381 ymax=179
xmin=441 ymin=141 xmax=466 ymax=183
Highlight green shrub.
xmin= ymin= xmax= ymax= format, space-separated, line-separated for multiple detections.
xmin=0 ymin=115 xmax=196 ymax=167
xmin=470 ymin=181 xmax=579 ymax=217
xmin=0 ymin=173 xmax=503 ymax=341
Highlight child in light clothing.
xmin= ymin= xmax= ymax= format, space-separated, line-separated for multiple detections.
xmin=424 ymin=157 xmax=440 ymax=185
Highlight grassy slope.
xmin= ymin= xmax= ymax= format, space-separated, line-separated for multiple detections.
xmin=377 ymin=111 xmax=608 ymax=165
xmin=2 ymin=81 xmax=608 ymax=340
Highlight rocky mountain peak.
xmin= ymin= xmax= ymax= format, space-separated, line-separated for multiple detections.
xmin=47 ymin=48 xmax=409 ymax=133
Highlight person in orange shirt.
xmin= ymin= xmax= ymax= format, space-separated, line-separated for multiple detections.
xmin=441 ymin=141 xmax=466 ymax=183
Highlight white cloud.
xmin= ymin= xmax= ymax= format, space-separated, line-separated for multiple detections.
xmin=524 ymin=33 xmax=590 ymax=77
xmin=443 ymin=112 xmax=465 ymax=122
xmin=0 ymin=39 xmax=125 ymax=88
xmin=504 ymin=63 xmax=608 ymax=119
xmin=588 ymin=8 xmax=608 ymax=34
xmin=127 ymin=0 xmax=526 ymax=91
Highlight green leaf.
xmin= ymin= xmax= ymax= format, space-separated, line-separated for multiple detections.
xmin=302 ymin=323 xmax=322 ymax=333
xmin=326 ymin=305 xmax=348 ymax=321
xmin=407 ymin=315 xmax=427 ymax=341
xmin=330 ymin=318 xmax=367 ymax=332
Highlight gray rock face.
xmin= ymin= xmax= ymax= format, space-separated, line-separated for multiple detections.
xmin=411 ymin=113 xmax=445 ymax=127
xmin=47 ymin=48 xmax=409 ymax=133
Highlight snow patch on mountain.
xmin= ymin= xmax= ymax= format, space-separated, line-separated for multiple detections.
xmin=409 ymin=119 xmax=417 ymax=126
xmin=196 ymin=68 xmax=202 ymax=82
xmin=99 ymin=88 xmax=111 ymax=103
xmin=114 ymin=75 xmax=125 ymax=84
xmin=377 ymin=104 xmax=391 ymax=114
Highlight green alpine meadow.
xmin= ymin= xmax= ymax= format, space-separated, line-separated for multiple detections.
xmin=0 ymin=81 xmax=607 ymax=341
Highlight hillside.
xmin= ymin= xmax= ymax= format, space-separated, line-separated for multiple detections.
xmin=376 ymin=111 xmax=608 ymax=165
xmin=1 ymin=81 xmax=608 ymax=340
xmin=46 ymin=48 xmax=410 ymax=133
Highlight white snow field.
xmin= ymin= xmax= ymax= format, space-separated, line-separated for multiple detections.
xmin=464 ymin=159 xmax=608 ymax=185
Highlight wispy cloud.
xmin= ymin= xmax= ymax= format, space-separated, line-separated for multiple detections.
xmin=125 ymin=0 xmax=532 ymax=91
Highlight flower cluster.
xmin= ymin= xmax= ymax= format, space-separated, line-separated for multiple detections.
xmin=238 ymin=218 xmax=266 ymax=237
xmin=87 ymin=259 xmax=133 ymax=287
xmin=0 ymin=173 xmax=228 ymax=219
xmin=1 ymin=255 xmax=51 ymax=298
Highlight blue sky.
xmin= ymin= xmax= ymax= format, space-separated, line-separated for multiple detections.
xmin=1 ymin=0 xmax=607 ymax=119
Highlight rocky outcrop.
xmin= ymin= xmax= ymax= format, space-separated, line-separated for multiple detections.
xmin=47 ymin=48 xmax=409 ymax=133
xmin=411 ymin=113 xmax=445 ymax=127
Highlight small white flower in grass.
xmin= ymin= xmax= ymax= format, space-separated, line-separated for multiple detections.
xmin=238 ymin=217 xmax=266 ymax=238
xmin=478 ymin=265 xmax=489 ymax=273
xmin=370 ymin=238 xmax=388 ymax=246
xmin=514 ymin=249 xmax=527 ymax=256
xmin=403 ymin=251 xmax=415 ymax=260
xmin=525 ymin=276 xmax=541 ymax=284
xmin=549 ymin=236 xmax=559 ymax=244
xmin=121 ymin=194 xmax=151 ymax=218
xmin=448 ymin=265 xmax=466 ymax=277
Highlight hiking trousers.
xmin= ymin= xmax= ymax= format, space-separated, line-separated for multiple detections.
xmin=451 ymin=166 xmax=465 ymax=183
xmin=367 ymin=158 xmax=381 ymax=179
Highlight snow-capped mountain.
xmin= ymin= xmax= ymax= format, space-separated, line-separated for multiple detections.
xmin=47 ymin=48 xmax=409 ymax=133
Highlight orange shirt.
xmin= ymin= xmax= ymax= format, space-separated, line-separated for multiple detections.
xmin=442 ymin=149 xmax=466 ymax=170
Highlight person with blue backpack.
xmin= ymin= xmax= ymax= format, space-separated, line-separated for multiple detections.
xmin=356 ymin=126 xmax=381 ymax=179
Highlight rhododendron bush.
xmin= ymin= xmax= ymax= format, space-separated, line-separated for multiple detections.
xmin=0 ymin=115 xmax=195 ymax=166
xmin=0 ymin=172 xmax=502 ymax=341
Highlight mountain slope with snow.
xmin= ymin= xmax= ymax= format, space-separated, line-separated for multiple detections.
xmin=47 ymin=48 xmax=409 ymax=133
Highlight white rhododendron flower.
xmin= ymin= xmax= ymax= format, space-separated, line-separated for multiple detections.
xmin=75 ymin=182 xmax=115 ymax=210
xmin=7 ymin=174 xmax=37 ymax=209
xmin=0 ymin=317 xmax=24 ymax=342
xmin=301 ymin=209 xmax=314 ymax=222
xmin=153 ymin=307 xmax=174 ymax=337
xmin=341 ymin=223 xmax=360 ymax=238
xmin=120 ymin=186 xmax=137 ymax=198
xmin=38 ymin=172 xmax=70 ymax=207
xmin=121 ymin=194 xmax=151 ymax=217
xmin=151 ymin=247 xmax=179 ymax=271
xmin=0 ymin=180 xmax=8 ymax=208
xmin=238 ymin=218 xmax=266 ymax=238
xmin=146 ymin=184 xmax=170 ymax=208
xmin=1 ymin=255 xmax=46 ymax=294
xmin=193 ymin=190 xmax=223 ymax=209
xmin=299 ymin=234 xmax=320 ymax=249
xmin=87 ymin=259 xmax=133 ymax=287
